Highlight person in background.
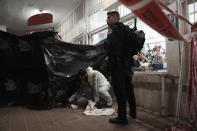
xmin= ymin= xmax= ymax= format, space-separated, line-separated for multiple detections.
xmin=138 ymin=53 xmax=148 ymax=65
xmin=104 ymin=11 xmax=137 ymax=125
xmin=78 ymin=67 xmax=112 ymax=107
xmin=138 ymin=52 xmax=150 ymax=69
xmin=132 ymin=55 xmax=140 ymax=67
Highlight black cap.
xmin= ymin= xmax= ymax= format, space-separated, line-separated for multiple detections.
xmin=78 ymin=68 xmax=87 ymax=76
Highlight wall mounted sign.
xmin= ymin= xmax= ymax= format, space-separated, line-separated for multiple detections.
xmin=28 ymin=13 xmax=53 ymax=26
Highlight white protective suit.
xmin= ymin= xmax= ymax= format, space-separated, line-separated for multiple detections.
xmin=86 ymin=67 xmax=112 ymax=106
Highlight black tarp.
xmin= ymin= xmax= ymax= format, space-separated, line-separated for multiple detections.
xmin=0 ymin=30 xmax=107 ymax=108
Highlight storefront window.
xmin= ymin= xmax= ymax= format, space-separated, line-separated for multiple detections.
xmin=131 ymin=18 xmax=167 ymax=72
xmin=74 ymin=36 xmax=84 ymax=45
xmin=89 ymin=11 xmax=107 ymax=32
xmin=188 ymin=2 xmax=197 ymax=23
xmin=118 ymin=5 xmax=131 ymax=18
xmin=92 ymin=30 xmax=108 ymax=45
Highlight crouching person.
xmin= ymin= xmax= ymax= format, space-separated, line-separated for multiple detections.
xmin=78 ymin=67 xmax=112 ymax=107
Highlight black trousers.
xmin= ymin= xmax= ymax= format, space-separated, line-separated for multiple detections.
xmin=111 ymin=69 xmax=136 ymax=119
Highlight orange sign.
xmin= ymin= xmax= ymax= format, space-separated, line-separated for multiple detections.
xmin=118 ymin=0 xmax=190 ymax=41
xmin=133 ymin=1 xmax=184 ymax=40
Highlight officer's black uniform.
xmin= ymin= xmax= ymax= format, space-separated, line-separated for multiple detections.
xmin=104 ymin=22 xmax=136 ymax=122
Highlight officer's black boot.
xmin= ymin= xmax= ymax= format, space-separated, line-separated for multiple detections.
xmin=109 ymin=117 xmax=128 ymax=125
xmin=129 ymin=111 xmax=137 ymax=119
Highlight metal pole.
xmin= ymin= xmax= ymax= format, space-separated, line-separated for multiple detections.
xmin=175 ymin=41 xmax=184 ymax=122
xmin=175 ymin=0 xmax=184 ymax=122
xmin=161 ymin=74 xmax=166 ymax=116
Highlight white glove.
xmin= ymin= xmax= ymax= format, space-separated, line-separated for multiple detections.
xmin=95 ymin=97 xmax=99 ymax=102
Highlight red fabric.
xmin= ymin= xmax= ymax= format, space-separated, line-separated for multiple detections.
xmin=133 ymin=1 xmax=185 ymax=41
xmin=40 ymin=91 xmax=46 ymax=103
xmin=52 ymin=99 xmax=57 ymax=107
xmin=118 ymin=0 xmax=190 ymax=41
xmin=165 ymin=125 xmax=191 ymax=131
xmin=188 ymin=37 xmax=197 ymax=129
xmin=157 ymin=0 xmax=192 ymax=26
xmin=57 ymin=33 xmax=62 ymax=40
xmin=191 ymin=22 xmax=197 ymax=32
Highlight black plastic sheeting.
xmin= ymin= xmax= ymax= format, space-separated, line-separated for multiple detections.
xmin=44 ymin=36 xmax=107 ymax=78
xmin=0 ymin=30 xmax=107 ymax=109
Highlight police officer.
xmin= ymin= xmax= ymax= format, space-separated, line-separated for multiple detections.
xmin=105 ymin=11 xmax=137 ymax=125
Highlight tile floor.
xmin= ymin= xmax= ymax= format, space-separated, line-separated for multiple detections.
xmin=0 ymin=105 xmax=175 ymax=131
